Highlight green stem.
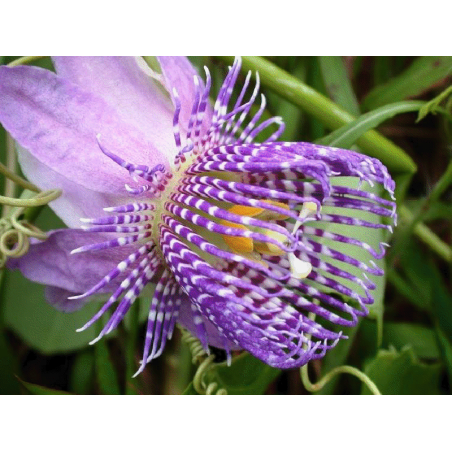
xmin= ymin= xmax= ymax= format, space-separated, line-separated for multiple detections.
xmin=125 ymin=301 xmax=140 ymax=394
xmin=399 ymin=205 xmax=452 ymax=262
xmin=4 ymin=133 xmax=17 ymax=201
xmin=425 ymin=159 xmax=452 ymax=205
xmin=410 ymin=159 xmax=452 ymax=229
xmin=193 ymin=354 xmax=216 ymax=395
xmin=0 ymin=189 xmax=61 ymax=208
xmin=393 ymin=160 xmax=452 ymax=259
xmin=300 ymin=303 xmax=380 ymax=395
xmin=7 ymin=56 xmax=44 ymax=67
xmin=301 ymin=364 xmax=381 ymax=395
xmin=0 ymin=159 xmax=38 ymax=193
xmin=215 ymin=56 xmax=417 ymax=174
xmin=387 ymin=269 xmax=419 ymax=303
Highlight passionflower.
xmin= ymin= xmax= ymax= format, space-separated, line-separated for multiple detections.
xmin=0 ymin=57 xmax=396 ymax=375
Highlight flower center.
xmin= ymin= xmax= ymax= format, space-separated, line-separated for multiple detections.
xmin=150 ymin=152 xmax=198 ymax=255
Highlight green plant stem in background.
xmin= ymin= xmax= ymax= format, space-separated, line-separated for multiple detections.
xmin=421 ymin=160 xmax=452 ymax=210
xmin=4 ymin=133 xmax=16 ymax=201
xmin=401 ymin=159 xmax=452 ymax=239
xmin=399 ymin=205 xmax=452 ymax=262
xmin=7 ymin=56 xmax=44 ymax=68
xmin=300 ymin=308 xmax=380 ymax=395
xmin=215 ymin=56 xmax=417 ymax=174
xmin=0 ymin=189 xmax=61 ymax=208
xmin=301 ymin=363 xmax=381 ymax=395
xmin=319 ymin=100 xmax=426 ymax=149
xmin=318 ymin=56 xmax=360 ymax=116
xmin=125 ymin=301 xmax=140 ymax=394
xmin=417 ymin=85 xmax=452 ymax=122
xmin=0 ymin=161 xmax=38 ymax=194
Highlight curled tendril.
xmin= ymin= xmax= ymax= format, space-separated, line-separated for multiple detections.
xmin=0 ymin=161 xmax=39 ymax=193
xmin=0 ymin=218 xmax=29 ymax=267
xmin=300 ymin=362 xmax=381 ymax=395
xmin=0 ymin=189 xmax=62 ymax=269
xmin=0 ymin=189 xmax=61 ymax=208
xmin=300 ymin=304 xmax=381 ymax=395
xmin=0 ymin=126 xmax=61 ymax=268
xmin=178 ymin=327 xmax=228 ymax=395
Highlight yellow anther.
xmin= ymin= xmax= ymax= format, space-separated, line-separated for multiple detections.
xmin=227 ymin=201 xmax=290 ymax=221
xmin=254 ymin=229 xmax=288 ymax=256
xmin=220 ymin=200 xmax=313 ymax=280
xmin=220 ymin=201 xmax=290 ymax=256
xmin=220 ymin=220 xmax=254 ymax=254
xmin=227 ymin=204 xmax=266 ymax=218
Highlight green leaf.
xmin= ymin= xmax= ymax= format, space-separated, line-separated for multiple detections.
xmin=394 ymin=240 xmax=448 ymax=312
xmin=124 ymin=301 xmax=140 ymax=394
xmin=372 ymin=56 xmax=393 ymax=86
xmin=208 ymin=353 xmax=280 ymax=395
xmin=430 ymin=269 xmax=452 ymax=387
xmin=319 ymin=101 xmax=425 ymax=149
xmin=318 ymin=56 xmax=360 ymax=116
xmin=95 ymin=335 xmax=120 ymax=395
xmin=18 ymin=377 xmax=72 ymax=395
xmin=274 ymin=59 xmax=307 ymax=142
xmin=0 ymin=331 xmax=21 ymax=394
xmin=397 ymin=248 xmax=432 ymax=309
xmin=383 ymin=322 xmax=440 ymax=360
xmin=307 ymin=57 xmax=326 ymax=140
xmin=182 ymin=382 xmax=199 ymax=395
xmin=362 ymin=347 xmax=443 ymax=395
xmin=70 ymin=349 xmax=95 ymax=395
xmin=417 ymin=85 xmax=452 ymax=122
xmin=3 ymin=269 xmax=115 ymax=354
xmin=405 ymin=199 xmax=452 ymax=222
xmin=435 ymin=328 xmax=452 ymax=388
xmin=0 ymin=267 xmax=21 ymax=394
xmin=387 ymin=269 xmax=428 ymax=311
xmin=363 ymin=56 xmax=452 ymax=110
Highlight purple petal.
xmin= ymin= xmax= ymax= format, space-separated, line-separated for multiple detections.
xmin=44 ymin=286 xmax=85 ymax=313
xmin=52 ymin=57 xmax=177 ymax=160
xmin=157 ymin=56 xmax=213 ymax=131
xmin=7 ymin=229 xmax=139 ymax=311
xmin=17 ymin=147 xmax=128 ymax=227
xmin=0 ymin=65 xmax=173 ymax=197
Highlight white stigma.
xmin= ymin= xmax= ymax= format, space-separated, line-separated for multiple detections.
xmin=288 ymin=253 xmax=312 ymax=279
xmin=288 ymin=201 xmax=319 ymax=279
